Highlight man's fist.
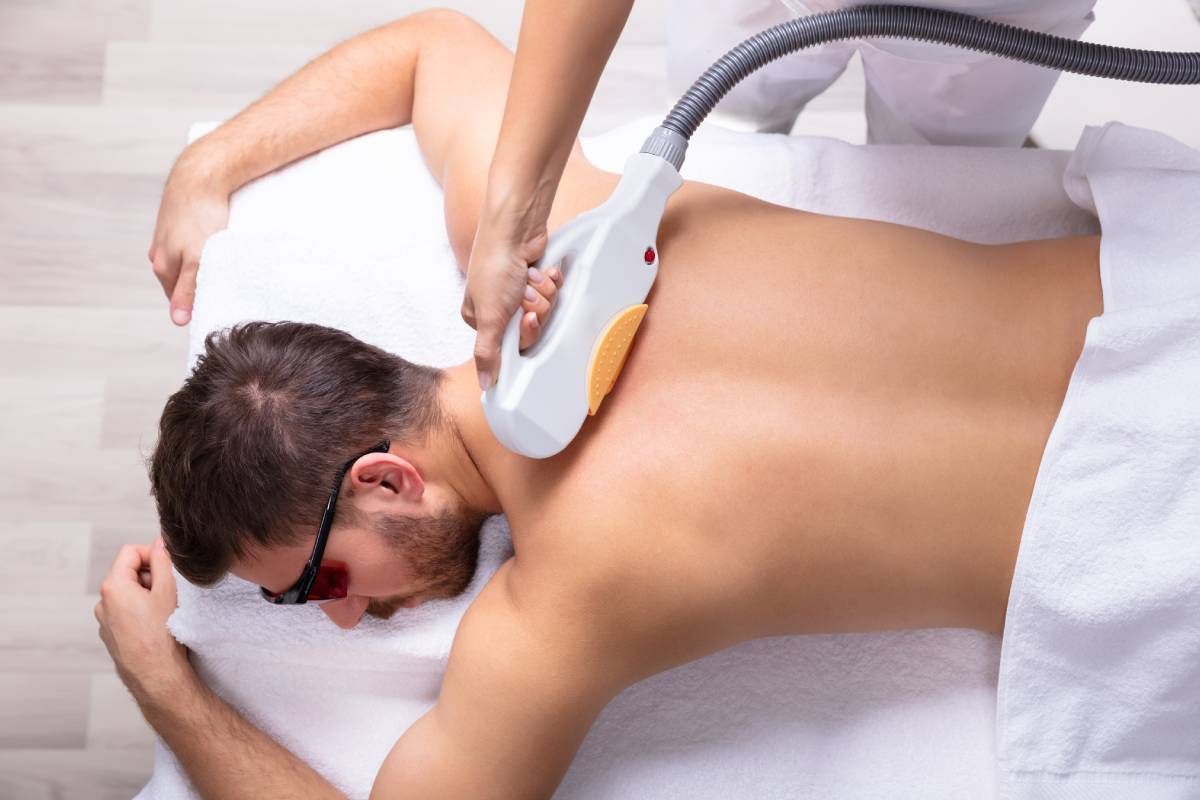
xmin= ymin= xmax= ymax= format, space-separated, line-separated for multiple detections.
xmin=94 ymin=537 xmax=194 ymax=705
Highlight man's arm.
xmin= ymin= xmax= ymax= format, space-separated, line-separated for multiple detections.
xmin=98 ymin=538 xmax=623 ymax=799
xmin=372 ymin=562 xmax=623 ymax=798
xmin=96 ymin=539 xmax=345 ymax=799
xmin=149 ymin=10 xmax=484 ymax=316
xmin=140 ymin=670 xmax=345 ymax=800
xmin=151 ymin=8 xmax=583 ymax=335
xmin=150 ymin=12 xmax=425 ymax=323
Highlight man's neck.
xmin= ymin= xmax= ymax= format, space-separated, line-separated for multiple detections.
xmin=429 ymin=362 xmax=517 ymax=517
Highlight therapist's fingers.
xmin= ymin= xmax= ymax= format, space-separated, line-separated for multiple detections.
xmin=464 ymin=197 xmax=551 ymax=390
xmin=169 ymin=259 xmax=198 ymax=326
xmin=518 ymin=310 xmax=541 ymax=350
xmin=521 ymin=277 xmax=551 ymax=319
xmin=518 ymin=283 xmax=548 ymax=351
xmin=516 ymin=263 xmax=564 ymax=350
xmin=527 ymin=266 xmax=559 ymax=308
xmin=466 ymin=258 xmax=531 ymax=391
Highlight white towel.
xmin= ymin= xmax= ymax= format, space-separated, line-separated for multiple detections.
xmin=140 ymin=118 xmax=1109 ymax=800
xmin=996 ymin=123 xmax=1200 ymax=800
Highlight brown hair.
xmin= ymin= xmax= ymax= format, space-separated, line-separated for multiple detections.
xmin=147 ymin=321 xmax=443 ymax=585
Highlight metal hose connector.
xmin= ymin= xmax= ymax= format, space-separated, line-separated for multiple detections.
xmin=642 ymin=4 xmax=1200 ymax=158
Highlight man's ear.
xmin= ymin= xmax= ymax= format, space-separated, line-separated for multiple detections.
xmin=348 ymin=452 xmax=425 ymax=503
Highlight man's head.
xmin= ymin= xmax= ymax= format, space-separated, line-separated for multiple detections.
xmin=148 ymin=320 xmax=487 ymax=628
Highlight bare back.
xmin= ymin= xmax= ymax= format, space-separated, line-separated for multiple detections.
xmin=499 ymin=176 xmax=1101 ymax=683
xmin=382 ymin=14 xmax=1104 ymax=795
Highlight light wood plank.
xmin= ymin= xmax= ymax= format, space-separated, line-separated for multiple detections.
xmin=0 ymin=308 xmax=188 ymax=379
xmin=0 ymin=595 xmax=112 ymax=673
xmin=0 ymin=105 xmax=216 ymax=177
xmin=0 ymin=377 xmax=105 ymax=448
xmin=0 ymin=447 xmax=164 ymax=530
xmin=0 ymin=747 xmax=153 ymax=800
xmin=0 ymin=522 xmax=91 ymax=596
xmin=145 ymin=0 xmax=667 ymax=50
xmin=0 ymin=672 xmax=90 ymax=748
xmin=0 ymin=42 xmax=103 ymax=104
xmin=0 ymin=0 xmax=150 ymax=43
xmin=0 ymin=0 xmax=151 ymax=104
xmin=0 ymin=171 xmax=167 ymax=306
xmin=86 ymin=671 xmax=157 ymax=751
xmin=102 ymin=41 xmax=321 ymax=110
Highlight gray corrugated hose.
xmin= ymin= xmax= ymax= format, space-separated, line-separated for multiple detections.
xmin=641 ymin=4 xmax=1200 ymax=168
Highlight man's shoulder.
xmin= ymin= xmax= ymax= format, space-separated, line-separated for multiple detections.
xmin=445 ymin=554 xmax=634 ymax=702
xmin=483 ymin=537 xmax=620 ymax=624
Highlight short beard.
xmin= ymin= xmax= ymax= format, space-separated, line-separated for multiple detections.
xmin=362 ymin=503 xmax=489 ymax=620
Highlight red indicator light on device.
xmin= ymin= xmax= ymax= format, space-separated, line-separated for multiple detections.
xmin=644 ymin=247 xmax=656 ymax=264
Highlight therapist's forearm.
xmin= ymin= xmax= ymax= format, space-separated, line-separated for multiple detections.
xmin=486 ymin=0 xmax=635 ymax=209
xmin=137 ymin=669 xmax=345 ymax=800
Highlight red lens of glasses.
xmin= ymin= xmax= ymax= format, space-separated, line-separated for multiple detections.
xmin=307 ymin=561 xmax=349 ymax=601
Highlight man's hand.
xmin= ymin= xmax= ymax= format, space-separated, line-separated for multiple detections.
xmin=95 ymin=537 xmax=346 ymax=799
xmin=94 ymin=537 xmax=194 ymax=705
xmin=148 ymin=148 xmax=231 ymax=327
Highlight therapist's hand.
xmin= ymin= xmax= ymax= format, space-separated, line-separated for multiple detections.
xmin=461 ymin=190 xmax=562 ymax=390
xmin=95 ymin=536 xmax=195 ymax=706
xmin=148 ymin=148 xmax=231 ymax=327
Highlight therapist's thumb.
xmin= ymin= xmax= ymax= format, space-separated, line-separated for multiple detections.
xmin=464 ymin=207 xmax=549 ymax=391
xmin=465 ymin=250 xmax=530 ymax=391
xmin=473 ymin=313 xmax=506 ymax=392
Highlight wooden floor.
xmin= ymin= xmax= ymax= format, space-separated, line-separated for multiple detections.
xmin=0 ymin=1 xmax=1193 ymax=798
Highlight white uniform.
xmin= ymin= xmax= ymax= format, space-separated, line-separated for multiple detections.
xmin=666 ymin=0 xmax=1098 ymax=146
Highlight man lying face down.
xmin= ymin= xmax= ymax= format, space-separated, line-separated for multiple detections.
xmin=93 ymin=9 xmax=1105 ymax=799
xmin=151 ymin=321 xmax=491 ymax=628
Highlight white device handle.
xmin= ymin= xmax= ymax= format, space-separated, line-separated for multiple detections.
xmin=481 ymin=154 xmax=682 ymax=458
xmin=496 ymin=217 xmax=596 ymax=378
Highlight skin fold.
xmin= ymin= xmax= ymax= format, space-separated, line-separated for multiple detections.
xmin=98 ymin=10 xmax=1103 ymax=799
